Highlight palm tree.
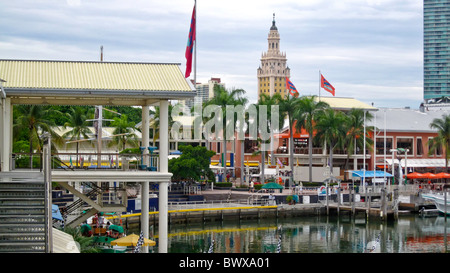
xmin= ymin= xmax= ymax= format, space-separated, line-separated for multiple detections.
xmin=314 ymin=108 xmax=348 ymax=175
xmin=429 ymin=114 xmax=450 ymax=171
xmin=205 ymin=85 xmax=247 ymax=180
xmin=13 ymin=105 xmax=63 ymax=167
xmin=108 ymin=114 xmax=139 ymax=151
xmin=254 ymin=93 xmax=284 ymax=184
xmin=279 ymin=94 xmax=299 ymax=187
xmin=149 ymin=103 xmax=176 ymax=147
xmin=62 ymin=106 xmax=92 ymax=168
xmin=294 ymin=96 xmax=329 ymax=183
xmin=343 ymin=109 xmax=373 ymax=180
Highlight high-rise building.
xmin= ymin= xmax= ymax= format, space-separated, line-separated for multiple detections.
xmin=257 ymin=14 xmax=290 ymax=99
xmin=423 ymin=0 xmax=450 ymax=100
xmin=184 ymin=78 xmax=225 ymax=109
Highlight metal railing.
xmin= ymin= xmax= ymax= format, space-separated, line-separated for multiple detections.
xmin=168 ymin=199 xmax=264 ymax=211
xmin=11 ymin=152 xmax=160 ymax=171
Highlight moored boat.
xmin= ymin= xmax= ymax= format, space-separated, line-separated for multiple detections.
xmin=421 ymin=192 xmax=450 ymax=215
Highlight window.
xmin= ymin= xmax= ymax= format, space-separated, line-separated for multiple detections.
xmin=427 ymin=137 xmax=443 ymax=157
xmin=375 ymin=137 xmax=392 ymax=155
xmin=396 ymin=137 xmax=413 ymax=155
xmin=417 ymin=138 xmax=423 ymax=156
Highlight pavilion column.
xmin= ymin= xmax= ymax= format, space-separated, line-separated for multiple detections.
xmin=0 ymin=97 xmax=12 ymax=172
xmin=158 ymin=100 xmax=169 ymax=253
xmin=141 ymin=105 xmax=150 ymax=253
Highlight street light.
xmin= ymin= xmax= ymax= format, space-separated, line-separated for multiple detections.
xmin=389 ymin=148 xmax=409 ymax=187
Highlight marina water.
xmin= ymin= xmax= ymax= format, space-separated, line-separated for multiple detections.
xmin=130 ymin=214 xmax=450 ymax=253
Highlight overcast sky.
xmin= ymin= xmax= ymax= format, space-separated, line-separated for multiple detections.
xmin=0 ymin=0 xmax=424 ymax=108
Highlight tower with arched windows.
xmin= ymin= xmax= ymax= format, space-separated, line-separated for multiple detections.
xmin=257 ymin=14 xmax=290 ymax=99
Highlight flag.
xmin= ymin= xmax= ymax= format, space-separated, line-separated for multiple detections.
xmin=320 ymin=74 xmax=335 ymax=96
xmin=134 ymin=230 xmax=145 ymax=253
xmin=185 ymin=5 xmax=196 ymax=78
xmin=286 ymin=77 xmax=299 ymax=97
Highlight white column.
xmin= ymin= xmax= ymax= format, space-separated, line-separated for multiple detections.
xmin=158 ymin=100 xmax=169 ymax=253
xmin=1 ymin=98 xmax=12 ymax=172
xmin=142 ymin=106 xmax=150 ymax=166
xmin=141 ymin=181 xmax=149 ymax=253
xmin=141 ymin=105 xmax=150 ymax=253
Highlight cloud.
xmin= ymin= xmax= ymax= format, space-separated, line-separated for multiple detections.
xmin=0 ymin=0 xmax=425 ymax=108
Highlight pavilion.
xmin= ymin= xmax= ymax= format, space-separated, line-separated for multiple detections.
xmin=0 ymin=59 xmax=196 ymax=253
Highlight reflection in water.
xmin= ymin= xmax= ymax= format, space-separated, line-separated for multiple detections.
xmin=132 ymin=215 xmax=450 ymax=253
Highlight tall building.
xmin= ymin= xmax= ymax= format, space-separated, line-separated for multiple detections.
xmin=423 ymin=0 xmax=450 ymax=100
xmin=257 ymin=14 xmax=290 ymax=99
xmin=184 ymin=78 xmax=225 ymax=109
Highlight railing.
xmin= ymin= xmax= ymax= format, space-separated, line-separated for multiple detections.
xmin=11 ymin=152 xmax=159 ymax=171
xmin=184 ymin=185 xmax=201 ymax=195
xmin=168 ymin=199 xmax=263 ymax=211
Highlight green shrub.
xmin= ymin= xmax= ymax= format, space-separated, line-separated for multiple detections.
xmin=215 ymin=182 xmax=232 ymax=187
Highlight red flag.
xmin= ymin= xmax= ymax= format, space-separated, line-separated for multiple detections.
xmin=185 ymin=5 xmax=196 ymax=78
xmin=320 ymin=74 xmax=335 ymax=96
xmin=286 ymin=77 xmax=299 ymax=97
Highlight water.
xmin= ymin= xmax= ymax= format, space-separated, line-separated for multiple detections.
xmin=135 ymin=215 xmax=450 ymax=253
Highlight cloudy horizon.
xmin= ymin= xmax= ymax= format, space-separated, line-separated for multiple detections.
xmin=0 ymin=0 xmax=424 ymax=108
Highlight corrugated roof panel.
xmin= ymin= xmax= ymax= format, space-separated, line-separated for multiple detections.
xmin=314 ymin=96 xmax=377 ymax=111
xmin=0 ymin=60 xmax=192 ymax=92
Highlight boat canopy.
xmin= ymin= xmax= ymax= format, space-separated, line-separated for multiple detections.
xmin=351 ymin=170 xmax=393 ymax=178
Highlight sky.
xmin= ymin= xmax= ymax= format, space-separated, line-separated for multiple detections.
xmin=0 ymin=0 xmax=424 ymax=108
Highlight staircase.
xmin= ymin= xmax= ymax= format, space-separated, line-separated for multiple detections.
xmin=0 ymin=172 xmax=47 ymax=253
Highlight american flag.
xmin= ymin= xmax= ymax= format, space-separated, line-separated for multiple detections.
xmin=134 ymin=230 xmax=145 ymax=253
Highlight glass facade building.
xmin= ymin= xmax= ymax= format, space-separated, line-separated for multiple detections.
xmin=424 ymin=0 xmax=450 ymax=100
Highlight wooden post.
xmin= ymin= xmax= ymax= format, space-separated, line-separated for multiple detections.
xmin=445 ymin=189 xmax=447 ymax=222
xmin=380 ymin=188 xmax=385 ymax=220
xmin=337 ymin=187 xmax=340 ymax=217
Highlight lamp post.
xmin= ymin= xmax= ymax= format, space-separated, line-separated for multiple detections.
xmin=397 ymin=148 xmax=409 ymax=187
xmin=390 ymin=148 xmax=409 ymax=188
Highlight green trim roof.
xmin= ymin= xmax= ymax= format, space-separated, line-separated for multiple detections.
xmin=0 ymin=59 xmax=193 ymax=92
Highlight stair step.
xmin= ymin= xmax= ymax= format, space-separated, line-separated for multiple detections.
xmin=0 ymin=215 xmax=45 ymax=225
xmin=0 ymin=225 xmax=45 ymax=233
xmin=0 ymin=233 xmax=45 ymax=242
xmin=0 ymin=242 xmax=45 ymax=253
xmin=0 ymin=207 xmax=45 ymax=215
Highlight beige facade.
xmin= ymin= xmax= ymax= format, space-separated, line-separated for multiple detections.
xmin=257 ymin=15 xmax=290 ymax=98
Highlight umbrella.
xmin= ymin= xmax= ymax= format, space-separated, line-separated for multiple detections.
xmin=423 ymin=173 xmax=438 ymax=179
xmin=435 ymin=172 xmax=450 ymax=179
xmin=406 ymin=172 xmax=426 ymax=179
xmin=110 ymin=234 xmax=156 ymax=247
xmin=262 ymin=182 xmax=283 ymax=189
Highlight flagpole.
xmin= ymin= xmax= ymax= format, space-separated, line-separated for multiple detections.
xmin=318 ymin=70 xmax=321 ymax=100
xmin=194 ymin=0 xmax=197 ymax=90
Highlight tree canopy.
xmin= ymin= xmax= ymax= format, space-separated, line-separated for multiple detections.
xmin=168 ymin=145 xmax=215 ymax=182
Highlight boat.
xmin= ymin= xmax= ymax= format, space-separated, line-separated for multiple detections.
xmin=81 ymin=214 xmax=128 ymax=253
xmin=421 ymin=192 xmax=450 ymax=215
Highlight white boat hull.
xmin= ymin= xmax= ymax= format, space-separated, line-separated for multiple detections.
xmin=421 ymin=193 xmax=450 ymax=215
